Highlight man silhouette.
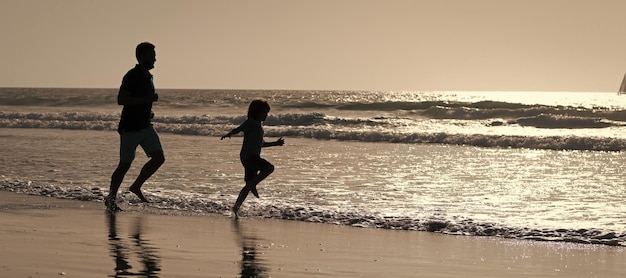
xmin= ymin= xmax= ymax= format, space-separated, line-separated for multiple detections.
xmin=105 ymin=42 xmax=165 ymax=212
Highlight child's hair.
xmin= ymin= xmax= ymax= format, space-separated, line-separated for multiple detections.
xmin=247 ymin=100 xmax=270 ymax=118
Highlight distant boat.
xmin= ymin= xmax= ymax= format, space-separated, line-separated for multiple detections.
xmin=619 ymin=74 xmax=626 ymax=95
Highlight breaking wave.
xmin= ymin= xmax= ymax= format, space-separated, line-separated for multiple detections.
xmin=3 ymin=88 xmax=626 ymax=151
xmin=1 ymin=111 xmax=626 ymax=151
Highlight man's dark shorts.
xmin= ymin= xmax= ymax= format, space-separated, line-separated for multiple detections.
xmin=119 ymin=126 xmax=163 ymax=163
xmin=242 ymin=154 xmax=273 ymax=182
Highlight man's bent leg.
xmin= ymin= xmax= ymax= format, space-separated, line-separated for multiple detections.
xmin=129 ymin=151 xmax=165 ymax=202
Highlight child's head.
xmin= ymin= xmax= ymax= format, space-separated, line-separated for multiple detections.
xmin=247 ymin=100 xmax=270 ymax=120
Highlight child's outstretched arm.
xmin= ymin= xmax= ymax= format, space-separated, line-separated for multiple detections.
xmin=262 ymin=137 xmax=285 ymax=147
xmin=221 ymin=126 xmax=242 ymax=140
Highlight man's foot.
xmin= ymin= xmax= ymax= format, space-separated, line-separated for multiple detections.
xmin=105 ymin=196 xmax=123 ymax=212
xmin=232 ymin=206 xmax=239 ymax=219
xmin=251 ymin=186 xmax=259 ymax=198
xmin=129 ymin=186 xmax=150 ymax=203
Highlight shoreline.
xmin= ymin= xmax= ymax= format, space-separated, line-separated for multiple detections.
xmin=3 ymin=175 xmax=625 ymax=248
xmin=1 ymin=191 xmax=625 ymax=277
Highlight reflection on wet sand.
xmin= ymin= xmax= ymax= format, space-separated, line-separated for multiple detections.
xmin=232 ymin=219 xmax=269 ymax=278
xmin=106 ymin=212 xmax=161 ymax=277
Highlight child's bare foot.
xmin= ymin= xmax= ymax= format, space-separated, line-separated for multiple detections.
xmin=232 ymin=206 xmax=239 ymax=219
xmin=129 ymin=186 xmax=150 ymax=203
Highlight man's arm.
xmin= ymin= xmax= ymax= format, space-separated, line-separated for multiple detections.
xmin=117 ymin=89 xmax=158 ymax=105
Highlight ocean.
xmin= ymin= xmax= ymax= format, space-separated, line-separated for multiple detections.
xmin=1 ymin=88 xmax=625 ymax=246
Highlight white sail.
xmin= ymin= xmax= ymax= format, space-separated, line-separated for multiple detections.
xmin=619 ymin=74 xmax=626 ymax=95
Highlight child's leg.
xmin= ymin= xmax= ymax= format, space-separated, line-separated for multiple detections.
xmin=233 ymin=157 xmax=274 ymax=215
xmin=233 ymin=163 xmax=256 ymax=213
xmin=233 ymin=186 xmax=250 ymax=213
xmin=247 ymin=156 xmax=275 ymax=191
xmin=246 ymin=163 xmax=274 ymax=191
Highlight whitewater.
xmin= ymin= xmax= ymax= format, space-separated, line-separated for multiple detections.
xmin=1 ymin=88 xmax=626 ymax=246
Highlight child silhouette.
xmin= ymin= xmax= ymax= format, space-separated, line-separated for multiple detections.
xmin=221 ymin=100 xmax=284 ymax=218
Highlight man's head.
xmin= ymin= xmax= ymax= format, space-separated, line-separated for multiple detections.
xmin=136 ymin=42 xmax=156 ymax=70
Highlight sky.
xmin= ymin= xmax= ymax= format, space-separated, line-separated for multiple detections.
xmin=1 ymin=0 xmax=626 ymax=92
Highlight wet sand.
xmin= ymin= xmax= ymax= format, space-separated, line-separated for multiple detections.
xmin=0 ymin=191 xmax=624 ymax=278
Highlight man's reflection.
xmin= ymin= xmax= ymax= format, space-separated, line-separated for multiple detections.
xmin=106 ymin=212 xmax=161 ymax=277
xmin=232 ymin=219 xmax=269 ymax=277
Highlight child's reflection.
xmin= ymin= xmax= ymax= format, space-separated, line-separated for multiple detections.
xmin=106 ymin=212 xmax=161 ymax=277
xmin=232 ymin=219 xmax=269 ymax=277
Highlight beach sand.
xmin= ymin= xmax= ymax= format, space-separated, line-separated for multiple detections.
xmin=0 ymin=191 xmax=624 ymax=277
